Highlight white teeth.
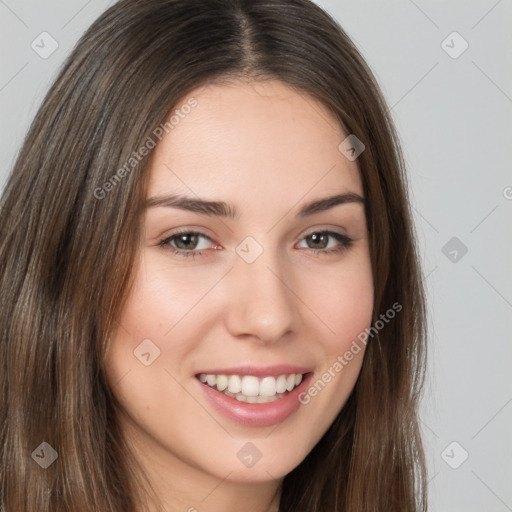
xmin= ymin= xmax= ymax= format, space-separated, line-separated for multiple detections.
xmin=216 ymin=374 xmax=228 ymax=391
xmin=241 ymin=376 xmax=260 ymax=397
xmin=198 ymin=372 xmax=305 ymax=400
xmin=276 ymin=375 xmax=287 ymax=394
xmin=234 ymin=392 xmax=286 ymax=403
xmin=285 ymin=374 xmax=295 ymax=392
xmin=259 ymin=376 xmax=277 ymax=397
xmin=227 ymin=375 xmax=242 ymax=394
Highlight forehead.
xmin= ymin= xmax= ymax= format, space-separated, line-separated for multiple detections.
xmin=147 ymin=80 xmax=363 ymax=205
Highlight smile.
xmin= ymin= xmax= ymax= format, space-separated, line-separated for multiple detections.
xmin=197 ymin=373 xmax=304 ymax=403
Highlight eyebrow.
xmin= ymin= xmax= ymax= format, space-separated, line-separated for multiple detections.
xmin=145 ymin=192 xmax=364 ymax=218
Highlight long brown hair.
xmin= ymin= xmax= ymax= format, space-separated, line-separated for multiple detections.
xmin=0 ymin=0 xmax=428 ymax=510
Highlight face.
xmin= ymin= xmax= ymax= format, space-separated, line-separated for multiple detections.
xmin=104 ymin=80 xmax=374 ymax=490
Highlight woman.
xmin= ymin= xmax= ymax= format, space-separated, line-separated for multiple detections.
xmin=0 ymin=0 xmax=428 ymax=510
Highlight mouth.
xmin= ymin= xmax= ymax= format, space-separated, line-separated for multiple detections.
xmin=194 ymin=365 xmax=314 ymax=426
xmin=196 ymin=372 xmax=305 ymax=403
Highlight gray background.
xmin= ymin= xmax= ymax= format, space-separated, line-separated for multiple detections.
xmin=1 ymin=1 xmax=511 ymax=510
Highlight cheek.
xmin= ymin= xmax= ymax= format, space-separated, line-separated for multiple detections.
xmin=293 ymin=250 xmax=373 ymax=406
xmin=324 ymin=277 xmax=373 ymax=336
xmin=301 ymin=251 xmax=374 ymax=347
xmin=102 ymin=255 xmax=194 ymax=398
xmin=113 ymin=252 xmax=218 ymax=341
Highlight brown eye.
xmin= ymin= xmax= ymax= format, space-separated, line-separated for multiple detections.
xmin=173 ymin=233 xmax=201 ymax=250
xmin=297 ymin=231 xmax=353 ymax=255
xmin=305 ymin=233 xmax=329 ymax=249
xmin=158 ymin=230 xmax=217 ymax=258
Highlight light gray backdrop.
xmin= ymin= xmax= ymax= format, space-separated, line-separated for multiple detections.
xmin=1 ymin=1 xmax=511 ymax=510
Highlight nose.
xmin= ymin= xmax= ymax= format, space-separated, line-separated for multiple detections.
xmin=222 ymin=246 xmax=298 ymax=344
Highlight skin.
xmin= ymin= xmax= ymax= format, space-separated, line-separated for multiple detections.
xmin=103 ymin=79 xmax=374 ymax=512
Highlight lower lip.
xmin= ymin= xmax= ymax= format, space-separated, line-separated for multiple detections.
xmin=196 ymin=373 xmax=313 ymax=427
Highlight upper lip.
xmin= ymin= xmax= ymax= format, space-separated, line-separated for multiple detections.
xmin=195 ymin=365 xmax=312 ymax=378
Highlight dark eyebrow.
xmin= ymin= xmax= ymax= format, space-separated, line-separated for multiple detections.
xmin=296 ymin=192 xmax=364 ymax=217
xmin=145 ymin=192 xmax=364 ymax=218
xmin=145 ymin=195 xmax=238 ymax=218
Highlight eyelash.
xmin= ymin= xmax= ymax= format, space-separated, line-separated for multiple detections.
xmin=158 ymin=229 xmax=353 ymax=259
